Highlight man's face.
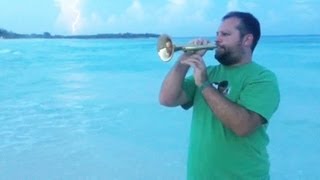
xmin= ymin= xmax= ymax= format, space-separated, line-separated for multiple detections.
xmin=215 ymin=17 xmax=245 ymax=66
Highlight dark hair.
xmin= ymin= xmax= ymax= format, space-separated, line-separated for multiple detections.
xmin=222 ymin=11 xmax=261 ymax=51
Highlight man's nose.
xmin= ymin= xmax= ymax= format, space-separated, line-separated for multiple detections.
xmin=215 ymin=36 xmax=222 ymax=44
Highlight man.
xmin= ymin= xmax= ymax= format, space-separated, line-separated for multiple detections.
xmin=159 ymin=11 xmax=280 ymax=179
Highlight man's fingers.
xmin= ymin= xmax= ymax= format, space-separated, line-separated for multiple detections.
xmin=191 ymin=38 xmax=210 ymax=45
xmin=181 ymin=59 xmax=197 ymax=68
xmin=181 ymin=58 xmax=204 ymax=70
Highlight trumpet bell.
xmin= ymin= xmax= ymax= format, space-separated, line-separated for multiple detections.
xmin=157 ymin=34 xmax=174 ymax=62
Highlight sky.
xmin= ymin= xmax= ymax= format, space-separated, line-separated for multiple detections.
xmin=1 ymin=0 xmax=319 ymax=37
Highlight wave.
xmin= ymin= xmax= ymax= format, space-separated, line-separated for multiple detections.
xmin=0 ymin=49 xmax=12 ymax=54
xmin=0 ymin=48 xmax=22 ymax=55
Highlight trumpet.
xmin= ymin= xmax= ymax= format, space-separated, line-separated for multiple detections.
xmin=157 ymin=34 xmax=216 ymax=62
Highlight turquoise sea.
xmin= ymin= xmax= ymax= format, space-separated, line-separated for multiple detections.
xmin=0 ymin=35 xmax=319 ymax=179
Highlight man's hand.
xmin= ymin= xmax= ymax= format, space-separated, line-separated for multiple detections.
xmin=177 ymin=38 xmax=210 ymax=87
xmin=180 ymin=54 xmax=208 ymax=87
xmin=192 ymin=38 xmax=210 ymax=57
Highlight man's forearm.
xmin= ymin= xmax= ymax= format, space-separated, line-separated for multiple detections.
xmin=159 ymin=61 xmax=190 ymax=106
xmin=201 ymin=85 xmax=262 ymax=136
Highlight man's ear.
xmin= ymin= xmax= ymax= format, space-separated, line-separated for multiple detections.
xmin=243 ymin=34 xmax=253 ymax=47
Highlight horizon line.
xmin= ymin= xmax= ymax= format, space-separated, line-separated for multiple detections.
xmin=1 ymin=28 xmax=319 ymax=37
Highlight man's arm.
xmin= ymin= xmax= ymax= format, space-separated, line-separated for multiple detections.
xmin=159 ymin=56 xmax=190 ymax=107
xmin=201 ymin=85 xmax=265 ymax=136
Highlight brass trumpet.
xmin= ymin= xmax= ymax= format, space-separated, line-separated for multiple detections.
xmin=157 ymin=34 xmax=216 ymax=62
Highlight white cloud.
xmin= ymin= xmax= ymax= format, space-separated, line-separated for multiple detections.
xmin=125 ymin=0 xmax=145 ymax=21
xmin=226 ymin=0 xmax=258 ymax=12
xmin=55 ymin=0 xmax=215 ymax=36
xmin=169 ymin=0 xmax=186 ymax=6
xmin=158 ymin=0 xmax=214 ymax=36
xmin=106 ymin=15 xmax=117 ymax=25
xmin=166 ymin=0 xmax=187 ymax=12
xmin=88 ymin=13 xmax=104 ymax=28
xmin=227 ymin=0 xmax=239 ymax=11
xmin=292 ymin=0 xmax=318 ymax=21
xmin=266 ymin=10 xmax=280 ymax=23
xmin=102 ymin=0 xmax=147 ymax=33
xmin=242 ymin=2 xmax=258 ymax=11
xmin=54 ymin=0 xmax=84 ymax=34
xmin=160 ymin=0 xmax=211 ymax=24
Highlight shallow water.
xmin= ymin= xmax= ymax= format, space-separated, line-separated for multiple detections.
xmin=0 ymin=36 xmax=319 ymax=179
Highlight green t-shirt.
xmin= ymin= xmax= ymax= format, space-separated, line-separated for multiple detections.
xmin=182 ymin=62 xmax=280 ymax=180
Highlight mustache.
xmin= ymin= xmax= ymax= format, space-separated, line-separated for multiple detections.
xmin=215 ymin=42 xmax=224 ymax=48
xmin=216 ymin=44 xmax=225 ymax=49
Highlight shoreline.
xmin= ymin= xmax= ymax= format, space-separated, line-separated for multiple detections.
xmin=0 ymin=28 xmax=160 ymax=39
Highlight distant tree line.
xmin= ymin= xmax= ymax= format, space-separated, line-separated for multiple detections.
xmin=0 ymin=28 xmax=159 ymax=39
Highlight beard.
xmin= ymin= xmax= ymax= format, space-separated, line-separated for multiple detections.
xmin=214 ymin=43 xmax=242 ymax=66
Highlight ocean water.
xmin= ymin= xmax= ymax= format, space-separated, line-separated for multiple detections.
xmin=0 ymin=36 xmax=319 ymax=179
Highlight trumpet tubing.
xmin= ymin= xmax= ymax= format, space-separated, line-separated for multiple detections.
xmin=157 ymin=34 xmax=216 ymax=62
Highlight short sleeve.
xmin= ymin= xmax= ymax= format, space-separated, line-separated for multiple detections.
xmin=237 ymin=70 xmax=280 ymax=121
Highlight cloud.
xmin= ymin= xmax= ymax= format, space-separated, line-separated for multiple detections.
xmin=226 ymin=0 xmax=258 ymax=12
xmin=106 ymin=15 xmax=117 ymax=25
xmin=292 ymin=0 xmax=318 ymax=21
xmin=242 ymin=2 xmax=258 ymax=11
xmin=266 ymin=10 xmax=281 ymax=24
xmin=54 ymin=0 xmax=215 ymax=36
xmin=125 ymin=0 xmax=145 ymax=21
xmin=159 ymin=0 xmax=211 ymax=24
xmin=169 ymin=0 xmax=186 ymax=6
xmin=105 ymin=0 xmax=145 ymax=26
xmin=227 ymin=0 xmax=239 ymax=11
xmin=166 ymin=0 xmax=187 ymax=12
xmin=54 ymin=0 xmax=83 ymax=34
